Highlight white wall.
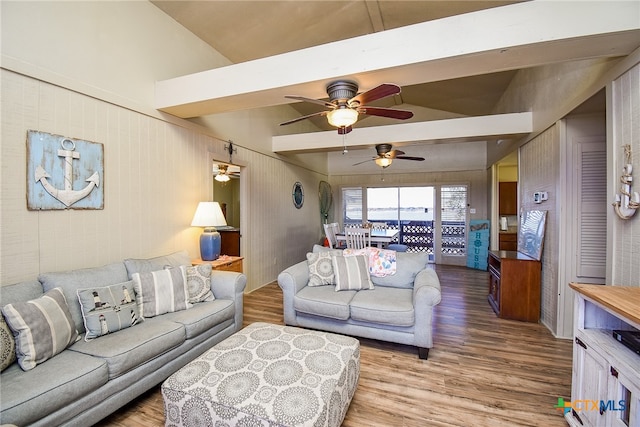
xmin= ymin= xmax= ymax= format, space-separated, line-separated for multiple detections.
xmin=0 ymin=1 xmax=327 ymax=291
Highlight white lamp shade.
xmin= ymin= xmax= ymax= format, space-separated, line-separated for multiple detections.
xmin=327 ymin=108 xmax=358 ymax=128
xmin=375 ymin=157 xmax=393 ymax=168
xmin=191 ymin=202 xmax=227 ymax=228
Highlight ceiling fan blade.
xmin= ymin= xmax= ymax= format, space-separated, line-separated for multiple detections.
xmin=359 ymin=106 xmax=414 ymax=120
xmin=387 ymin=150 xmax=405 ymax=159
xmin=396 ymin=156 xmax=425 ymax=161
xmin=349 ymin=84 xmax=401 ymax=106
xmin=279 ymin=111 xmax=328 ymax=126
xmin=285 ymin=95 xmax=335 ymax=109
xmin=337 ymin=125 xmax=352 ymax=135
xmin=352 ymin=158 xmax=375 ymax=166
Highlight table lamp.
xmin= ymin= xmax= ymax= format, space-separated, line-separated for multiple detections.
xmin=191 ymin=202 xmax=227 ymax=261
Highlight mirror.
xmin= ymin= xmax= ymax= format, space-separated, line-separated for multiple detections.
xmin=517 ymin=210 xmax=547 ymax=260
xmin=212 ymin=162 xmax=240 ymax=229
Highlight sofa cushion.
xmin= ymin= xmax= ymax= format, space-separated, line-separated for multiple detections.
xmin=0 ymin=348 xmax=108 ymax=426
xmin=332 ymin=255 xmax=374 ymax=291
xmin=132 ymin=266 xmax=192 ymax=318
xmin=162 ymin=299 xmax=234 ymax=339
xmin=39 ymin=262 xmax=129 ymax=334
xmin=306 ymin=251 xmax=335 ymax=286
xmin=186 ymin=264 xmax=215 ymax=303
xmin=294 ymin=285 xmax=356 ymax=320
xmin=370 ymin=252 xmax=429 ymax=288
xmin=2 ymin=287 xmax=79 ymax=371
xmin=0 ymin=315 xmax=16 ymax=371
xmin=69 ymin=317 xmax=185 ymax=379
xmin=77 ymin=280 xmax=141 ymax=341
xmin=350 ymin=286 xmax=415 ymax=327
xmin=124 ymin=250 xmax=191 ymax=279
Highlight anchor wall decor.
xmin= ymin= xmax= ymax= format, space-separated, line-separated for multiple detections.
xmin=612 ymin=144 xmax=639 ymax=220
xmin=27 ymin=130 xmax=104 ymax=210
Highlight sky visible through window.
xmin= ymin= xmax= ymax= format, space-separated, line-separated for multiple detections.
xmin=367 ymin=187 xmax=435 ymax=222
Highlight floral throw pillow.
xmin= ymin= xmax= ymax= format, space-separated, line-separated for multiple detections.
xmin=306 ymin=252 xmax=335 ymax=286
xmin=186 ymin=264 xmax=215 ymax=303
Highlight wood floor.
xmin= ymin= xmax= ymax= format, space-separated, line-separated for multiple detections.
xmin=96 ymin=264 xmax=573 ymax=427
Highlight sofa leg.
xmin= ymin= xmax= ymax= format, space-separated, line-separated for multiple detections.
xmin=418 ymin=347 xmax=429 ymax=360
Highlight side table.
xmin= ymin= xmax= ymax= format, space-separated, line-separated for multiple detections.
xmin=192 ymin=256 xmax=243 ymax=273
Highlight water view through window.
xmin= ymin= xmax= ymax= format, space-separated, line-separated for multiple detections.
xmin=342 ymin=185 xmax=467 ymax=259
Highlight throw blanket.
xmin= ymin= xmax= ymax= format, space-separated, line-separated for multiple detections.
xmin=343 ymin=247 xmax=397 ymax=277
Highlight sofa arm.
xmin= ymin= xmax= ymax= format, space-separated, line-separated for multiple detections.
xmin=210 ymin=271 xmax=247 ymax=332
xmin=412 ymin=268 xmax=442 ymax=348
xmin=277 ymin=260 xmax=310 ymax=326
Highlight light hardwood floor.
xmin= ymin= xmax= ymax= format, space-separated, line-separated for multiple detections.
xmin=96 ymin=264 xmax=573 ymax=427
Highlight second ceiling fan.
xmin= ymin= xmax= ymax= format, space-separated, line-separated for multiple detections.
xmin=279 ymin=80 xmax=414 ymax=134
xmin=354 ymin=143 xmax=425 ymax=169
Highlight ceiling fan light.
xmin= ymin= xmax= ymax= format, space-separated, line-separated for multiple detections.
xmin=327 ymin=108 xmax=358 ymax=128
xmin=215 ymin=173 xmax=230 ymax=182
xmin=375 ymin=158 xmax=392 ymax=168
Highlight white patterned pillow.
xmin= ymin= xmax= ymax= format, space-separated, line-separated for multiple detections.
xmin=1 ymin=287 xmax=79 ymax=371
xmin=306 ymin=252 xmax=335 ymax=286
xmin=77 ymin=281 xmax=141 ymax=341
xmin=0 ymin=315 xmax=16 ymax=371
xmin=132 ymin=266 xmax=192 ymax=318
xmin=331 ymin=255 xmax=374 ymax=291
xmin=186 ymin=264 xmax=215 ymax=303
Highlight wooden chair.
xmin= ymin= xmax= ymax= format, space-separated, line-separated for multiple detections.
xmin=345 ymin=227 xmax=371 ymax=249
xmin=323 ymin=222 xmax=342 ymax=248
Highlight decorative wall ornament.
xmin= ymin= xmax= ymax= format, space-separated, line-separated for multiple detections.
xmin=292 ymin=182 xmax=304 ymax=209
xmin=612 ymin=144 xmax=639 ymax=220
xmin=27 ymin=130 xmax=104 ymax=210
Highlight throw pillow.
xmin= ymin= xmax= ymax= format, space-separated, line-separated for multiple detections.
xmin=306 ymin=252 xmax=335 ymax=286
xmin=77 ymin=280 xmax=142 ymax=341
xmin=332 ymin=255 xmax=374 ymax=291
xmin=186 ymin=264 xmax=215 ymax=303
xmin=1 ymin=287 xmax=79 ymax=371
xmin=132 ymin=266 xmax=192 ymax=318
xmin=0 ymin=314 xmax=16 ymax=371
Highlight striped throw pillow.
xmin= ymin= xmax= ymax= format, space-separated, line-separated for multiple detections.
xmin=1 ymin=287 xmax=79 ymax=371
xmin=132 ymin=266 xmax=192 ymax=318
xmin=332 ymin=255 xmax=374 ymax=291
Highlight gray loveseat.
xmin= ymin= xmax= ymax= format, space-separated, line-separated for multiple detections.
xmin=277 ymin=245 xmax=441 ymax=359
xmin=0 ymin=250 xmax=246 ymax=427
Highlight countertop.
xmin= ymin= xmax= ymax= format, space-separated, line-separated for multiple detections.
xmin=569 ymin=282 xmax=640 ymax=326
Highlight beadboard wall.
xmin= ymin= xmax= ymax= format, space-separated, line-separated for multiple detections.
xmin=0 ymin=69 xmax=326 ymax=291
xmin=519 ymin=126 xmax=561 ymax=333
xmin=610 ymin=63 xmax=640 ymax=287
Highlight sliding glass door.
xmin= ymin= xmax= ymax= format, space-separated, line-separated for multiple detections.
xmin=341 ymin=184 xmax=467 ymax=264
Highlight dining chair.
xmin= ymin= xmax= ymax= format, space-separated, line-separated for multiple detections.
xmin=324 ymin=222 xmax=343 ymax=248
xmin=345 ymin=227 xmax=371 ymax=249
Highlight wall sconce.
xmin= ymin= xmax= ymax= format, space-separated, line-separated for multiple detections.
xmin=191 ymin=202 xmax=227 ymax=260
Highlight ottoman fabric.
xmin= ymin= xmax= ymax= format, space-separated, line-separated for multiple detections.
xmin=162 ymin=322 xmax=359 ymax=427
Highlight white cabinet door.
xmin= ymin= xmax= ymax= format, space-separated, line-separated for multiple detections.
xmin=608 ymin=368 xmax=640 ymax=427
xmin=572 ymin=335 xmax=609 ymax=426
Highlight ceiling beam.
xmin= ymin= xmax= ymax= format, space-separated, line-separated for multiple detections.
xmin=155 ymin=1 xmax=640 ymax=118
xmin=272 ymin=112 xmax=532 ymax=153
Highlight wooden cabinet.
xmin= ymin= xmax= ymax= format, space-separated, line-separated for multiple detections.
xmin=498 ymin=232 xmax=517 ymax=251
xmin=567 ymin=284 xmax=640 ymax=427
xmin=192 ymin=256 xmax=244 ymax=273
xmin=488 ymin=250 xmax=541 ymax=322
xmin=219 ymin=229 xmax=240 ymax=256
xmin=499 ymin=182 xmax=517 ymax=215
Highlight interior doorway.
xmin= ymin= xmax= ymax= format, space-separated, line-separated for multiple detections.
xmin=212 ymin=161 xmax=241 ymax=256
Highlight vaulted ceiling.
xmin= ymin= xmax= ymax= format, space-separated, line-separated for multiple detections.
xmin=151 ymin=1 xmax=637 ymax=159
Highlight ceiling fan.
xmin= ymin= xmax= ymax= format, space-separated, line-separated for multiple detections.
xmin=354 ymin=143 xmax=425 ymax=169
xmin=279 ymin=80 xmax=414 ymax=134
xmin=213 ymin=163 xmax=240 ymax=182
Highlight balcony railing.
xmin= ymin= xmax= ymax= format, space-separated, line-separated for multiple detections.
xmin=344 ymin=220 xmax=466 ymax=255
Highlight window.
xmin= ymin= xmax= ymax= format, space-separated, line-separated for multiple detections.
xmin=342 ymin=187 xmax=362 ymax=226
xmin=440 ymin=185 xmax=467 ymax=256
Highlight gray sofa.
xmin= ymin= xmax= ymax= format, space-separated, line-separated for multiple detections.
xmin=277 ymin=245 xmax=441 ymax=359
xmin=0 ymin=251 xmax=246 ymax=427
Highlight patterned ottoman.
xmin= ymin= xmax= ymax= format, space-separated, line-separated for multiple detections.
xmin=162 ymin=322 xmax=360 ymax=427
